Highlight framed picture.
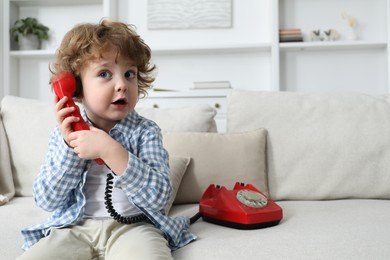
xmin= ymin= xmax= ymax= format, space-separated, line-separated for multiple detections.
xmin=147 ymin=0 xmax=232 ymax=29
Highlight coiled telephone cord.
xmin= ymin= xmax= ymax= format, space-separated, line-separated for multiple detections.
xmin=104 ymin=173 xmax=149 ymax=224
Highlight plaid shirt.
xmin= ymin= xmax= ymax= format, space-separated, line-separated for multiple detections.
xmin=21 ymin=109 xmax=196 ymax=251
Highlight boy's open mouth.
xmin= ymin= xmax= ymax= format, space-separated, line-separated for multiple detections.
xmin=112 ymin=98 xmax=128 ymax=105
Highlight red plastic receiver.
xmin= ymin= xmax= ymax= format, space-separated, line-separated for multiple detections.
xmin=52 ymin=72 xmax=104 ymax=165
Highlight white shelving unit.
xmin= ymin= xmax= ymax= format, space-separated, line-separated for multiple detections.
xmin=1 ymin=0 xmax=389 ymax=131
xmin=276 ymin=0 xmax=389 ymax=94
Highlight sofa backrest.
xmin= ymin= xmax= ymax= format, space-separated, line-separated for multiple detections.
xmin=227 ymin=90 xmax=390 ymax=201
xmin=0 ymin=96 xmax=217 ymax=197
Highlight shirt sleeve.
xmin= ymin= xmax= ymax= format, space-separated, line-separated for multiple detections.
xmin=33 ymin=126 xmax=87 ymax=212
xmin=113 ymin=121 xmax=172 ymax=213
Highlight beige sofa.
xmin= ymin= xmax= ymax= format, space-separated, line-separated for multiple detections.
xmin=1 ymin=90 xmax=390 ymax=260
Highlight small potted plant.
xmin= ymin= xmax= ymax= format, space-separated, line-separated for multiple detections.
xmin=10 ymin=17 xmax=49 ymax=50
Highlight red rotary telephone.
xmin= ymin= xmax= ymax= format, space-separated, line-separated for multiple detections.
xmin=195 ymin=182 xmax=283 ymax=229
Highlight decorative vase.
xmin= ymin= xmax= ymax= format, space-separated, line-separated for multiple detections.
xmin=346 ymin=28 xmax=357 ymax=41
xmin=18 ymin=34 xmax=40 ymax=50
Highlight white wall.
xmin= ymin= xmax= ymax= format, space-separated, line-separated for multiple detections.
xmin=280 ymin=48 xmax=388 ymax=94
xmin=18 ymin=4 xmax=103 ymax=50
xmin=116 ymin=0 xmax=273 ymax=91
xmin=117 ymin=0 xmax=271 ymax=48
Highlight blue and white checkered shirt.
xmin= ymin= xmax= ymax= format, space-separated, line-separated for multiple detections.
xmin=21 ymin=109 xmax=196 ymax=251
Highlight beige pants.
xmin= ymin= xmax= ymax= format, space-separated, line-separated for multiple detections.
xmin=17 ymin=219 xmax=173 ymax=260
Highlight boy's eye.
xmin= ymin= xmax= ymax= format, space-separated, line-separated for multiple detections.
xmin=125 ymin=70 xmax=136 ymax=79
xmin=99 ymin=71 xmax=111 ymax=78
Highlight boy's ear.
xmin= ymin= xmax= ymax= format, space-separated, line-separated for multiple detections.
xmin=74 ymin=76 xmax=83 ymax=98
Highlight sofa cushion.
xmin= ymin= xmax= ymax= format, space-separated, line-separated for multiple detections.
xmin=1 ymin=96 xmax=56 ymax=197
xmin=170 ymin=200 xmax=390 ymax=260
xmin=0 ymin=115 xmax=14 ymax=204
xmin=163 ymin=129 xmax=268 ymax=204
xmin=0 ymin=197 xmax=50 ymax=259
xmin=227 ymin=90 xmax=390 ymax=200
xmin=136 ymin=105 xmax=217 ymax=132
xmin=165 ymin=156 xmax=191 ymax=213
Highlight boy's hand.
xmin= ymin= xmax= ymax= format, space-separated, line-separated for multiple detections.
xmin=68 ymin=126 xmax=109 ymax=160
xmin=68 ymin=127 xmax=129 ymax=175
xmin=55 ymin=96 xmax=129 ymax=174
xmin=55 ymin=95 xmax=81 ymax=145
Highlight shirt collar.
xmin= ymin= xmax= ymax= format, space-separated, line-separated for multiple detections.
xmin=80 ymin=106 xmax=140 ymax=135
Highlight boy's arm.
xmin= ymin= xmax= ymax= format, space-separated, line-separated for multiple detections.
xmin=99 ymin=138 xmax=129 ymax=175
xmin=114 ymin=125 xmax=172 ymax=213
xmin=33 ymin=126 xmax=86 ymax=212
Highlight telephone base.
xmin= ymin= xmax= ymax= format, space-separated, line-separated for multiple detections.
xmin=202 ymin=215 xmax=281 ymax=230
xmin=198 ymin=182 xmax=283 ymax=229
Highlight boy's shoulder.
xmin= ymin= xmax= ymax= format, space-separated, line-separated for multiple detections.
xmin=121 ymin=110 xmax=162 ymax=133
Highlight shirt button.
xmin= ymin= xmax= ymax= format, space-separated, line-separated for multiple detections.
xmin=110 ymin=129 xmax=118 ymax=135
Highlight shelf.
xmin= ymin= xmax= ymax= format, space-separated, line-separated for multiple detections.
xmin=147 ymin=89 xmax=231 ymax=98
xmin=279 ymin=41 xmax=387 ymax=51
xmin=10 ymin=43 xmax=272 ymax=59
xmin=10 ymin=0 xmax=101 ymax=6
xmin=151 ymin=43 xmax=272 ymax=55
xmin=10 ymin=49 xmax=55 ymax=59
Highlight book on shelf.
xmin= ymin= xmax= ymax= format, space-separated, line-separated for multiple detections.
xmin=191 ymin=81 xmax=231 ymax=90
xmin=279 ymin=28 xmax=302 ymax=35
xmin=152 ymin=87 xmax=179 ymax=92
xmin=279 ymin=28 xmax=303 ymax=42
xmin=279 ymin=34 xmax=304 ymax=42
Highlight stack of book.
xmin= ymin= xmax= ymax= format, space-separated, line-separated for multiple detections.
xmin=279 ymin=28 xmax=303 ymax=42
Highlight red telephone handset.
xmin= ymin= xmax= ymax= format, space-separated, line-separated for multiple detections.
xmin=52 ymin=72 xmax=104 ymax=165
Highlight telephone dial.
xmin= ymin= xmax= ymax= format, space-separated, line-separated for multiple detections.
xmin=52 ymin=72 xmax=148 ymax=224
xmin=191 ymin=182 xmax=283 ymax=229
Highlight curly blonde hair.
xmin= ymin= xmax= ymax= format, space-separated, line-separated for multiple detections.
xmin=50 ymin=19 xmax=155 ymax=98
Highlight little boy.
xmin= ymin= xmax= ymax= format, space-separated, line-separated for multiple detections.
xmin=18 ymin=19 xmax=196 ymax=260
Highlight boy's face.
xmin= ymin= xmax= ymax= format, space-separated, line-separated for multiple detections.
xmin=80 ymin=49 xmax=139 ymax=131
